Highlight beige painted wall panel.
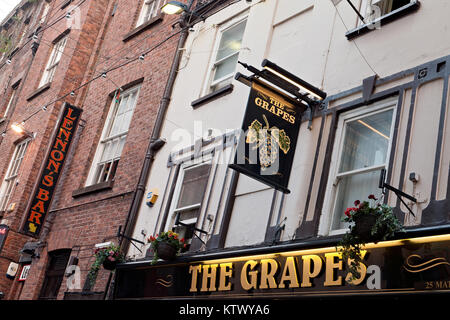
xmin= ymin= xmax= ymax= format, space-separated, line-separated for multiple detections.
xmin=437 ymin=78 xmax=450 ymax=201
xmin=273 ymin=0 xmax=314 ymax=26
xmin=325 ymin=1 xmax=450 ymax=95
xmin=403 ymin=79 xmax=444 ymax=225
xmin=281 ymin=119 xmax=323 ymax=240
xmin=388 ymin=89 xmax=412 ymax=209
xmin=267 ymin=0 xmax=333 ymax=92
xmin=225 ymin=188 xmax=273 ymax=247
xmin=305 ymin=114 xmax=333 ymax=222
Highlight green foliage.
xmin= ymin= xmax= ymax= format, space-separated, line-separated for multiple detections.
xmin=87 ymin=244 xmax=125 ymax=287
xmin=147 ymin=230 xmax=187 ymax=264
xmin=338 ymin=195 xmax=404 ymax=279
xmin=0 ymin=35 xmax=12 ymax=54
xmin=276 ymin=129 xmax=291 ymax=154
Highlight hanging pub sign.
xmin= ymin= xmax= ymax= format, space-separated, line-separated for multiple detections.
xmin=0 ymin=224 xmax=9 ymax=253
xmin=23 ymin=103 xmax=82 ymax=236
xmin=229 ymin=81 xmax=303 ymax=193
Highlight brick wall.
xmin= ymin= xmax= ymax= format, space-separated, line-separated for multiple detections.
xmin=0 ymin=0 xmax=184 ymax=300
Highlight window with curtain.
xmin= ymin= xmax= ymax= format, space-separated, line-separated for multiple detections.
xmin=90 ymin=86 xmax=140 ymax=185
xmin=209 ymin=19 xmax=247 ymax=93
xmin=172 ymin=161 xmax=212 ymax=249
xmin=329 ymin=105 xmax=395 ymax=232
xmin=0 ymin=139 xmax=31 ymax=212
xmin=136 ymin=0 xmax=165 ymax=27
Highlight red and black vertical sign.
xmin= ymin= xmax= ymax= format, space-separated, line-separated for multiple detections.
xmin=23 ymin=103 xmax=82 ymax=236
xmin=0 ymin=224 xmax=9 ymax=253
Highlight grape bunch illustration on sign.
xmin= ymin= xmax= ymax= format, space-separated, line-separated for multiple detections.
xmin=246 ymin=114 xmax=291 ymax=170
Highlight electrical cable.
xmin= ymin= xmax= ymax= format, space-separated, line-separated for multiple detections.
xmin=0 ymin=0 xmax=87 ymax=70
xmin=1 ymin=0 xmax=255 ymax=138
xmin=330 ymin=1 xmax=379 ymax=76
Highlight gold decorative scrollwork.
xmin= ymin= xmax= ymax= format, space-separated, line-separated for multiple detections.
xmin=404 ymin=254 xmax=450 ymax=273
xmin=155 ymin=274 xmax=173 ymax=287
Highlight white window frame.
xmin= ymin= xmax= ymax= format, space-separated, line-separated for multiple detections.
xmin=359 ymin=0 xmax=414 ymax=26
xmin=318 ymin=98 xmax=398 ymax=236
xmin=165 ymin=156 xmax=213 ymax=245
xmin=136 ymin=0 xmax=165 ymax=27
xmin=17 ymin=24 xmax=29 ymax=48
xmin=0 ymin=139 xmax=31 ymax=212
xmin=1 ymin=88 xmax=16 ymax=119
xmin=40 ymin=2 xmax=51 ymax=25
xmin=39 ymin=36 xmax=67 ymax=87
xmin=86 ymin=85 xmax=141 ymax=186
xmin=204 ymin=15 xmax=248 ymax=95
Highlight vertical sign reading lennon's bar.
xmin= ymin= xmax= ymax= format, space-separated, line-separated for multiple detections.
xmin=23 ymin=103 xmax=82 ymax=236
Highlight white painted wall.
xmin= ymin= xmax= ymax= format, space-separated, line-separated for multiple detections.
xmin=128 ymin=0 xmax=450 ymax=258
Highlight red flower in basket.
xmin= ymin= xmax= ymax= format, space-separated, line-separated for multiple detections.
xmin=344 ymin=207 xmax=358 ymax=218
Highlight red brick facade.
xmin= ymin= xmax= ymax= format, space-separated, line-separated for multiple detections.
xmin=0 ymin=0 xmax=184 ymax=300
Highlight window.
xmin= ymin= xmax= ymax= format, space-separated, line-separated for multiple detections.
xmin=40 ymin=2 xmax=51 ymax=25
xmin=88 ymin=86 xmax=140 ymax=185
xmin=39 ymin=36 xmax=67 ymax=87
xmin=136 ymin=0 xmax=165 ymax=27
xmin=39 ymin=249 xmax=71 ymax=300
xmin=208 ymin=19 xmax=247 ymax=93
xmin=361 ymin=0 xmax=413 ymax=23
xmin=1 ymin=88 xmax=16 ymax=119
xmin=171 ymin=161 xmax=212 ymax=249
xmin=321 ymin=99 xmax=396 ymax=234
xmin=0 ymin=139 xmax=31 ymax=212
xmin=17 ymin=24 xmax=29 ymax=48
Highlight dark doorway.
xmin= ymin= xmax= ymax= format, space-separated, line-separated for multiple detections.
xmin=39 ymin=249 xmax=71 ymax=300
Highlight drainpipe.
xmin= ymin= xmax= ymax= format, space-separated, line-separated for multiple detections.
xmin=103 ymin=15 xmax=193 ymax=300
xmin=119 ymin=1 xmax=195 ymax=255
xmin=104 ymin=4 xmax=194 ymax=301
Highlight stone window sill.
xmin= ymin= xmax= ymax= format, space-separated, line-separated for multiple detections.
xmin=345 ymin=1 xmax=420 ymax=40
xmin=191 ymin=84 xmax=234 ymax=109
xmin=123 ymin=15 xmax=163 ymax=42
xmin=72 ymin=180 xmax=114 ymax=198
xmin=26 ymin=82 xmax=51 ymax=101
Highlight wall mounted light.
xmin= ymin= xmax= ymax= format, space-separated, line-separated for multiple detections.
xmin=261 ymin=59 xmax=327 ymax=101
xmin=161 ymin=1 xmax=205 ymax=21
xmin=11 ymin=123 xmax=25 ymax=134
xmin=11 ymin=123 xmax=33 ymax=137
xmin=161 ymin=1 xmax=189 ymax=15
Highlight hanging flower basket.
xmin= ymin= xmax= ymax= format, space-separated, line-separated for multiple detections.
xmin=148 ymin=231 xmax=187 ymax=264
xmin=338 ymin=195 xmax=404 ymax=279
xmin=102 ymin=258 xmax=118 ymax=271
xmin=353 ymin=213 xmax=378 ymax=242
xmin=156 ymin=242 xmax=177 ymax=261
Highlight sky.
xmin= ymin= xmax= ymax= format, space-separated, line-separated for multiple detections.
xmin=0 ymin=0 xmax=22 ymax=23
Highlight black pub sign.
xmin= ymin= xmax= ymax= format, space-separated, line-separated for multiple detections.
xmin=229 ymin=81 xmax=303 ymax=193
xmin=114 ymin=234 xmax=450 ymax=299
xmin=23 ymin=103 xmax=82 ymax=236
